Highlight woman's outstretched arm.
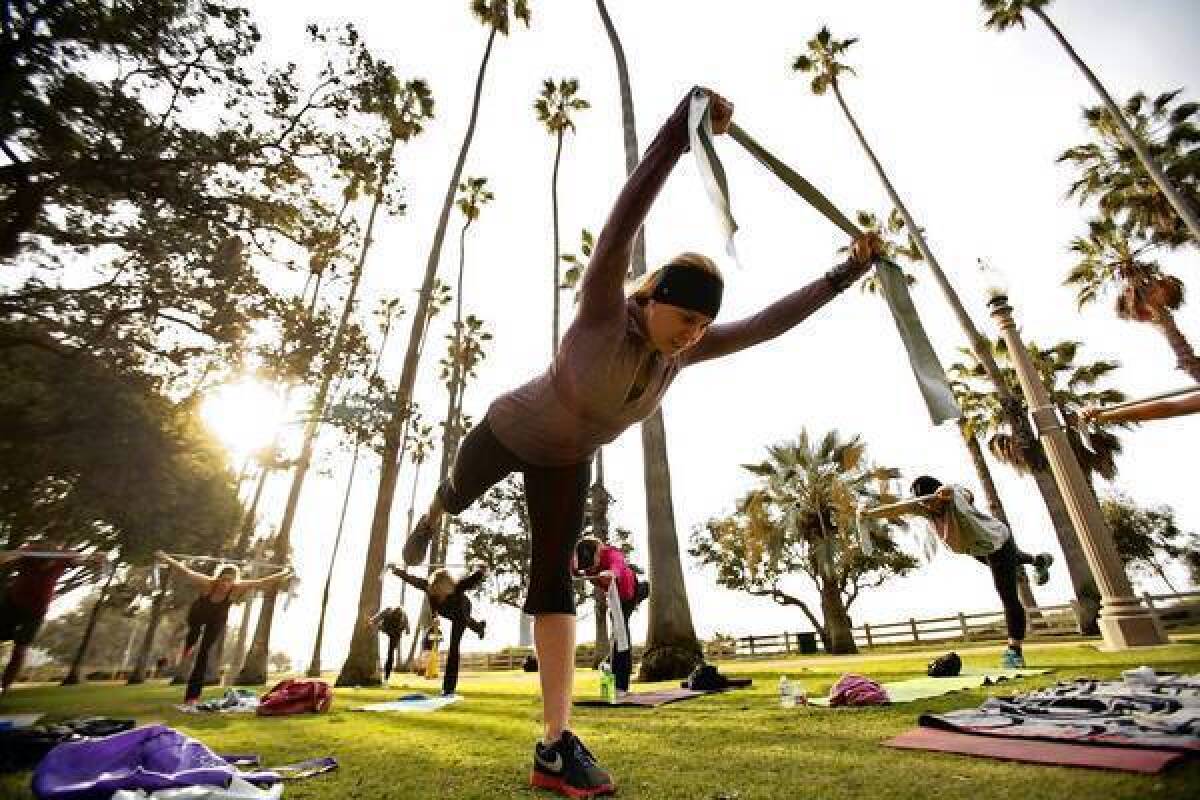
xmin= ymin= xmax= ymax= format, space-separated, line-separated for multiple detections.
xmin=683 ymin=234 xmax=881 ymax=365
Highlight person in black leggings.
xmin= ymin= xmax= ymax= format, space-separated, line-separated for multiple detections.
xmin=370 ymin=605 xmax=410 ymax=682
xmin=388 ymin=565 xmax=486 ymax=695
xmin=156 ymin=552 xmax=291 ymax=704
xmin=906 ymin=477 xmax=1053 ymax=669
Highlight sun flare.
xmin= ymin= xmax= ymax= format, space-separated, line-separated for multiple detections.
xmin=200 ymin=380 xmax=288 ymax=460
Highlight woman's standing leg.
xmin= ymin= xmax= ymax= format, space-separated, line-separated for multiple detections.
xmin=185 ymin=621 xmax=223 ymax=702
xmin=442 ymin=617 xmax=466 ymax=696
xmin=522 ymin=460 xmax=591 ymax=743
xmin=986 ymin=538 xmax=1027 ymax=665
xmin=383 ymin=634 xmax=398 ymax=682
xmin=611 ymin=601 xmax=635 ymax=692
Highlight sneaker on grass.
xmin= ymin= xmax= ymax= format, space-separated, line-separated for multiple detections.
xmin=1001 ymin=646 xmax=1026 ymax=669
xmin=531 ymin=730 xmax=615 ymax=798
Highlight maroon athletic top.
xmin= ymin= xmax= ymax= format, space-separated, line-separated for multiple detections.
xmin=6 ymin=557 xmax=71 ymax=615
xmin=487 ymin=91 xmax=860 ymax=467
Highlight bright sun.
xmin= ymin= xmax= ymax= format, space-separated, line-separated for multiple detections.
xmin=200 ymin=380 xmax=288 ymax=460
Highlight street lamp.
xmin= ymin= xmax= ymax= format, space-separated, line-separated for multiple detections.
xmin=985 ymin=291 xmax=1167 ymax=649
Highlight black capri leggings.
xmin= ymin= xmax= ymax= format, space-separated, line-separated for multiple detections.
xmin=976 ymin=536 xmax=1035 ymax=642
xmin=437 ymin=417 xmax=591 ymax=616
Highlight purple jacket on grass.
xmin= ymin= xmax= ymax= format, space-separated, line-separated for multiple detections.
xmin=33 ymin=725 xmax=272 ymax=799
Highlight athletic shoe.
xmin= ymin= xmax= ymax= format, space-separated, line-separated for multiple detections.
xmin=531 ymin=730 xmax=615 ymax=798
xmin=402 ymin=514 xmax=434 ymax=566
xmin=1001 ymin=646 xmax=1026 ymax=669
xmin=1032 ymin=553 xmax=1054 ymax=586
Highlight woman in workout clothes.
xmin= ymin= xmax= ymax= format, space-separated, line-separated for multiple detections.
xmin=402 ymin=86 xmax=883 ymax=797
xmin=156 ymin=551 xmax=291 ymax=705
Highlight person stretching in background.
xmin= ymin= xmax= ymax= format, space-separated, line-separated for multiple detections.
xmin=156 ymin=551 xmax=291 ymax=705
xmin=387 ymin=565 xmax=486 ymax=696
xmin=1 ymin=547 xmax=106 ymax=695
xmin=370 ymin=605 xmax=410 ymax=682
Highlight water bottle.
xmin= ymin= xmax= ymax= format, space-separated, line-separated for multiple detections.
xmin=600 ymin=662 xmax=615 ymax=703
xmin=791 ymin=679 xmax=808 ymax=706
xmin=779 ymin=675 xmax=794 ymax=708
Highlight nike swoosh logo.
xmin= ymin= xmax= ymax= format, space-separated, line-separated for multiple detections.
xmin=535 ymin=750 xmax=564 ymax=773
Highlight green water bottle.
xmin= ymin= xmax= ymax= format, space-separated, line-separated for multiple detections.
xmin=600 ymin=662 xmax=615 ymax=703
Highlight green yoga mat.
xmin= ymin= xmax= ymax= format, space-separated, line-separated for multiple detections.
xmin=810 ymin=668 xmax=1051 ymax=706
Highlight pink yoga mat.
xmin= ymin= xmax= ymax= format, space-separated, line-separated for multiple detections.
xmin=884 ymin=727 xmax=1186 ymax=774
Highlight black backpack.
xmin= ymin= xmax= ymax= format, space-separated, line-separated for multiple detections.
xmin=927 ymin=652 xmax=963 ymax=678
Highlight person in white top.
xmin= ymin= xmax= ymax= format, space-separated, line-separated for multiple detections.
xmin=866 ymin=475 xmax=1054 ymax=669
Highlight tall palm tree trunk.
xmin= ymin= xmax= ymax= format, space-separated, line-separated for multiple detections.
xmin=128 ymin=572 xmax=171 ymax=684
xmin=306 ymin=441 xmax=363 ymax=678
xmin=829 ymin=79 xmax=1099 ymax=631
xmin=959 ymin=423 xmax=1039 ymax=613
xmin=1031 ymin=6 xmax=1200 ymax=245
xmin=239 ymin=149 xmax=395 ymax=684
xmin=596 ymin=0 xmax=702 ymax=683
xmin=1150 ymin=310 xmax=1200 ymax=382
xmin=62 ymin=569 xmax=116 ymax=685
xmin=551 ymin=128 xmax=564 ymax=353
xmin=307 ymin=305 xmax=399 ymax=678
xmin=337 ymin=29 xmax=499 ymax=687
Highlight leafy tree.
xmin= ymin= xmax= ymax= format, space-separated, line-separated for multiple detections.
xmin=982 ymin=1 xmax=1200 ymax=243
xmin=1059 ymin=90 xmax=1200 ymax=250
xmin=1101 ymin=492 xmax=1197 ymax=592
xmin=1 ymin=8 xmax=377 ymax=378
xmin=1066 ymin=218 xmax=1199 ymax=381
xmin=534 ymin=78 xmax=589 ymax=352
xmin=690 ymin=429 xmax=917 ymax=654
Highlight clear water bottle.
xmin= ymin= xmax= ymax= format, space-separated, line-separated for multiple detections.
xmin=779 ymin=675 xmax=794 ymax=708
xmin=791 ymin=679 xmax=808 ymax=706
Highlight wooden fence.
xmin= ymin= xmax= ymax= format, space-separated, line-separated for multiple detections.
xmin=725 ymin=589 xmax=1200 ymax=658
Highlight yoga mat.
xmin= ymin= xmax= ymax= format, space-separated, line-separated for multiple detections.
xmin=810 ymin=668 xmax=1050 ymax=706
xmin=574 ymin=688 xmax=714 ymax=708
xmin=884 ymin=727 xmax=1186 ymax=774
xmin=351 ymin=693 xmax=461 ymax=712
xmin=0 ymin=713 xmax=43 ymax=730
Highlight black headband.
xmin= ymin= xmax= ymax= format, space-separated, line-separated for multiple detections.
xmin=650 ymin=264 xmax=723 ymax=319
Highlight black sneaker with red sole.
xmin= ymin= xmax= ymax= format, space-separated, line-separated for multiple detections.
xmin=530 ymin=731 xmax=615 ymax=798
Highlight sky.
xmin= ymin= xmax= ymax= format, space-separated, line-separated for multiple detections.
xmin=64 ymin=1 xmax=1200 ymax=668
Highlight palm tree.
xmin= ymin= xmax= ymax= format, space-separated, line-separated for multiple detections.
xmin=337 ymin=0 xmax=530 ymax=688
xmin=306 ymin=298 xmax=405 ymax=677
xmin=1067 ymin=218 xmax=1199 ymax=381
xmin=430 ymin=177 xmax=494 ymax=567
xmin=239 ymin=79 xmax=433 ymax=684
xmin=738 ymin=430 xmax=911 ymax=654
xmin=981 ymin=1 xmax=1200 ymax=245
xmin=595 ymin=0 xmax=702 ymax=682
xmin=793 ymin=27 xmax=1099 ymax=631
xmin=535 ymin=78 xmax=589 ymax=352
xmin=1059 ymin=91 xmax=1200 ymax=249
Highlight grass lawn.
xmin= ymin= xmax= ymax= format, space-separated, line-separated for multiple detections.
xmin=3 ymin=636 xmax=1199 ymax=799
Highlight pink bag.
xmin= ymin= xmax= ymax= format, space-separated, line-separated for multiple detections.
xmin=828 ymin=674 xmax=889 ymax=706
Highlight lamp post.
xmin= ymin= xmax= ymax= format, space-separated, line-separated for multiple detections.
xmin=986 ymin=292 xmax=1167 ymax=648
